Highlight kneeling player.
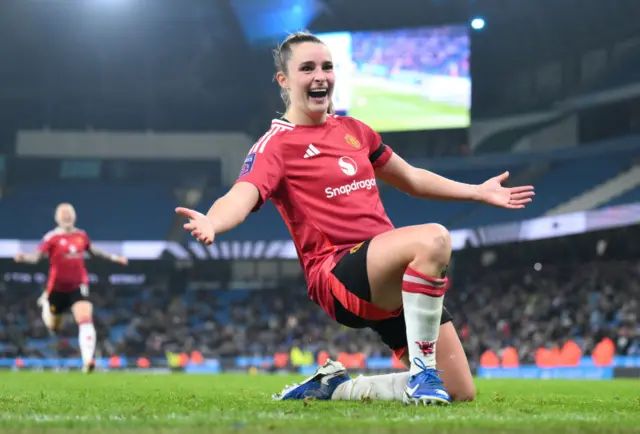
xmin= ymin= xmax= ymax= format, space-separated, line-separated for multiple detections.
xmin=15 ymin=203 xmax=128 ymax=373
xmin=177 ymin=32 xmax=533 ymax=404
xmin=272 ymin=238 xmax=474 ymax=403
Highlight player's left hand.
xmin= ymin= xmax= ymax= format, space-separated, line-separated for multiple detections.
xmin=116 ymin=256 xmax=128 ymax=266
xmin=478 ymin=171 xmax=535 ymax=209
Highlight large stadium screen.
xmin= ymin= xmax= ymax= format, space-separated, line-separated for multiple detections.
xmin=317 ymin=25 xmax=470 ymax=132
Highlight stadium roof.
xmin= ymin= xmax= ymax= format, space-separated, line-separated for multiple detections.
xmin=0 ymin=0 xmax=638 ymax=129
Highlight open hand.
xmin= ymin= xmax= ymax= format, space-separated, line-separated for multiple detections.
xmin=478 ymin=171 xmax=535 ymax=209
xmin=175 ymin=207 xmax=215 ymax=245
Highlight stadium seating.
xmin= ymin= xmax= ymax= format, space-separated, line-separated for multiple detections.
xmin=0 ymin=182 xmax=177 ymax=240
xmin=3 ymin=257 xmax=638 ymax=365
xmin=598 ymin=186 xmax=640 ymax=208
xmin=2 ymin=142 xmax=639 ymax=242
xmin=452 ymin=148 xmax=639 ymax=228
xmin=585 ymin=48 xmax=640 ymax=93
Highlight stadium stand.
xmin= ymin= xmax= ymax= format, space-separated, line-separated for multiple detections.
xmin=2 ymin=136 xmax=636 ymax=242
xmin=2 ymin=252 xmax=637 ymax=368
xmin=582 ymin=45 xmax=640 ymax=93
xmin=0 ymin=158 xmax=223 ymax=240
xmin=0 ymin=182 xmax=176 ymax=240
xmin=600 ymin=186 xmax=640 ymax=208
xmin=452 ymin=144 xmax=640 ymax=228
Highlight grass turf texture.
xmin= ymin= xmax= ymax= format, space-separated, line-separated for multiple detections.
xmin=0 ymin=372 xmax=638 ymax=433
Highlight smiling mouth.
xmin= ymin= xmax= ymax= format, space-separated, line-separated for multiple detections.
xmin=308 ymin=89 xmax=328 ymax=99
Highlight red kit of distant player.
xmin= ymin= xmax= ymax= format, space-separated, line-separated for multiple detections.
xmin=38 ymin=227 xmax=91 ymax=295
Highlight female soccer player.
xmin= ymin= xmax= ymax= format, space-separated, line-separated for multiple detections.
xmin=177 ymin=32 xmax=534 ymax=404
xmin=15 ymin=203 xmax=128 ymax=373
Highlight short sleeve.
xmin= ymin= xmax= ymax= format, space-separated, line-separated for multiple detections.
xmin=345 ymin=116 xmax=393 ymax=169
xmin=235 ymin=129 xmax=285 ymax=211
xmin=37 ymin=236 xmax=52 ymax=254
xmin=83 ymin=232 xmax=92 ymax=250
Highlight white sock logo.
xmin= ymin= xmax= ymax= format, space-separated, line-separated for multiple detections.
xmin=415 ymin=340 xmax=435 ymax=357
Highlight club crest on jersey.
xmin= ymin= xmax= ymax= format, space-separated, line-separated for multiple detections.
xmin=345 ymin=134 xmax=360 ymax=149
xmin=239 ymin=153 xmax=256 ymax=177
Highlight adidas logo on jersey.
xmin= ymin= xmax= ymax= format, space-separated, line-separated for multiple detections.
xmin=304 ymin=145 xmax=321 ymax=158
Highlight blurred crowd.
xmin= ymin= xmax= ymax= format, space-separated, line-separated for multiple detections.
xmin=451 ymin=259 xmax=640 ymax=364
xmin=352 ymin=26 xmax=470 ymax=77
xmin=0 ymin=259 xmax=638 ymax=367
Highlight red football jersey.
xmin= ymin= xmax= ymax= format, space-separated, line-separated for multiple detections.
xmin=235 ymin=115 xmax=395 ymax=301
xmin=38 ymin=228 xmax=91 ymax=293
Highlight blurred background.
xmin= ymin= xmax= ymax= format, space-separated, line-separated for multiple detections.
xmin=0 ymin=0 xmax=638 ymax=377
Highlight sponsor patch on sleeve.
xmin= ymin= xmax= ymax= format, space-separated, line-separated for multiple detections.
xmin=239 ymin=153 xmax=256 ymax=178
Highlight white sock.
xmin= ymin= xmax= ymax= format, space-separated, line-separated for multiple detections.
xmin=402 ymin=267 xmax=448 ymax=375
xmin=78 ymin=322 xmax=96 ymax=365
xmin=331 ymin=372 xmax=410 ymax=401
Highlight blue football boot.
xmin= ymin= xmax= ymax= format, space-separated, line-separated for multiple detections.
xmin=273 ymin=359 xmax=351 ymax=401
xmin=403 ymin=358 xmax=451 ymax=405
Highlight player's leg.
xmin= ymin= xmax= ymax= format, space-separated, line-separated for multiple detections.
xmin=432 ymin=321 xmax=475 ymax=401
xmin=275 ymin=225 xmax=453 ymax=404
xmin=397 ymin=321 xmax=475 ymax=402
xmin=276 ymin=321 xmax=474 ymax=403
xmin=364 ymin=223 xmax=452 ymax=404
xmin=331 ymin=308 xmax=474 ymax=403
xmin=39 ymin=291 xmax=63 ymax=334
xmin=332 ymin=370 xmax=410 ymax=401
xmin=70 ymin=289 xmax=96 ymax=373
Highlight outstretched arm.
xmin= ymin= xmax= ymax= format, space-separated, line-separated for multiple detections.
xmin=204 ymin=182 xmax=260 ymax=234
xmin=176 ymin=182 xmax=260 ymax=245
xmin=375 ymin=153 xmax=534 ymax=209
xmin=14 ymin=251 xmax=44 ymax=264
xmin=88 ymin=246 xmax=128 ymax=265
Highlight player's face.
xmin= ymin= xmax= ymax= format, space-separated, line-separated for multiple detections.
xmin=55 ymin=207 xmax=76 ymax=229
xmin=283 ymin=42 xmax=335 ymax=118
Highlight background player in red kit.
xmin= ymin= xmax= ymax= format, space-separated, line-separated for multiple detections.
xmin=14 ymin=203 xmax=128 ymax=373
xmin=177 ymin=32 xmax=534 ymax=404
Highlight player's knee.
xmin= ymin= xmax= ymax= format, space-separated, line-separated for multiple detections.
xmin=413 ymin=224 xmax=451 ymax=271
xmin=75 ymin=315 xmax=92 ymax=324
xmin=451 ymin=384 xmax=476 ymax=402
xmin=72 ymin=301 xmax=93 ymax=323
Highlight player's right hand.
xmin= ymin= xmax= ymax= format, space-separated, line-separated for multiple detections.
xmin=14 ymin=252 xmax=24 ymax=263
xmin=175 ymin=207 xmax=215 ymax=245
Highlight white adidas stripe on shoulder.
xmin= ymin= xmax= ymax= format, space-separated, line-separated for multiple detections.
xmin=42 ymin=228 xmax=62 ymax=241
xmin=271 ymin=118 xmax=295 ymax=129
xmin=249 ymin=123 xmax=291 ymax=154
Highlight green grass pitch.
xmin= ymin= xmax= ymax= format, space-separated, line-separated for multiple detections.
xmin=0 ymin=372 xmax=638 ymax=433
xmin=347 ymin=85 xmax=469 ymax=132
